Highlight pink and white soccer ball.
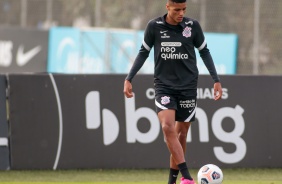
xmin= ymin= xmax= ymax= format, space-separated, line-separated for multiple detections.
xmin=197 ymin=164 xmax=223 ymax=184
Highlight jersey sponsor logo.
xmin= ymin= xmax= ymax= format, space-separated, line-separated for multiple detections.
xmin=161 ymin=96 xmax=170 ymax=105
xmin=160 ymin=42 xmax=189 ymax=60
xmin=160 ymin=30 xmax=168 ymax=34
xmin=161 ymin=42 xmax=182 ymax=47
xmin=183 ymin=26 xmax=192 ymax=38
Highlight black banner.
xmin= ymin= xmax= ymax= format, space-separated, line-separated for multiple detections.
xmin=0 ymin=75 xmax=9 ymax=170
xmin=0 ymin=28 xmax=48 ymax=73
xmin=8 ymin=74 xmax=282 ymax=169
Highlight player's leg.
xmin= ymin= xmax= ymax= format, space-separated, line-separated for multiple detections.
xmin=174 ymin=96 xmax=197 ymax=184
xmin=168 ymin=122 xmax=191 ymax=179
xmin=171 ymin=121 xmax=191 ymax=167
xmin=175 ymin=121 xmax=191 ymax=159
xmin=168 ymin=122 xmax=191 ymax=184
xmin=155 ymin=93 xmax=194 ymax=183
xmin=158 ymin=110 xmax=193 ymax=183
xmin=158 ymin=109 xmax=186 ymax=165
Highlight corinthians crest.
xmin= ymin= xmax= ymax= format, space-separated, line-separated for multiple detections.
xmin=161 ymin=96 xmax=170 ymax=105
xmin=182 ymin=26 xmax=192 ymax=38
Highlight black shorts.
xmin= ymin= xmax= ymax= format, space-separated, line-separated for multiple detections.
xmin=155 ymin=90 xmax=197 ymax=122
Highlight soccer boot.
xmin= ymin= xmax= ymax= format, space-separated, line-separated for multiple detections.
xmin=180 ymin=177 xmax=195 ymax=184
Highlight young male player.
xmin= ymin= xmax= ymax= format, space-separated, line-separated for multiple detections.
xmin=123 ymin=0 xmax=222 ymax=183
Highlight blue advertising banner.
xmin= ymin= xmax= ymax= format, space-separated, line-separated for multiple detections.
xmin=110 ymin=30 xmax=154 ymax=74
xmin=48 ymin=27 xmax=109 ymax=73
xmin=196 ymin=33 xmax=238 ymax=74
xmin=48 ymin=27 xmax=80 ymax=73
xmin=48 ymin=27 xmax=237 ymax=74
xmin=81 ymin=30 xmax=108 ymax=73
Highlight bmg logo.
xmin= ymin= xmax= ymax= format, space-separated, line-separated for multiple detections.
xmin=85 ymin=90 xmax=246 ymax=164
xmin=85 ymin=91 xmax=160 ymax=146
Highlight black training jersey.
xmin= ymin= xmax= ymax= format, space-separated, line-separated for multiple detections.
xmin=126 ymin=14 xmax=219 ymax=93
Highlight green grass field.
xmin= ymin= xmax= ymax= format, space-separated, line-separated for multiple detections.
xmin=0 ymin=168 xmax=281 ymax=184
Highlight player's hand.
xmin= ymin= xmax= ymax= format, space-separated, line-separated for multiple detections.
xmin=123 ymin=80 xmax=134 ymax=98
xmin=214 ymin=82 xmax=222 ymax=101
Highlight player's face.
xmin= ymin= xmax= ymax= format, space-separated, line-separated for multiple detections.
xmin=166 ymin=2 xmax=187 ymax=25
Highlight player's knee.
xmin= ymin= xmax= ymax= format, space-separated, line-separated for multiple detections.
xmin=161 ymin=122 xmax=174 ymax=135
xmin=178 ymin=131 xmax=188 ymax=141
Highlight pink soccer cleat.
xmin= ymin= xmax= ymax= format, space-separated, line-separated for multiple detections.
xmin=180 ymin=177 xmax=195 ymax=184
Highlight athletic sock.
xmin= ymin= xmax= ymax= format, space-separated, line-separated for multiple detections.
xmin=168 ymin=168 xmax=179 ymax=184
xmin=178 ymin=162 xmax=193 ymax=180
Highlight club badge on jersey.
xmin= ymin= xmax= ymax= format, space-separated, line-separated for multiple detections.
xmin=182 ymin=26 xmax=192 ymax=38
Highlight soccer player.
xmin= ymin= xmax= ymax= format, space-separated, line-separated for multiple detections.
xmin=123 ymin=0 xmax=222 ymax=183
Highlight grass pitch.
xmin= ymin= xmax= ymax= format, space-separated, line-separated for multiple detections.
xmin=0 ymin=168 xmax=281 ymax=184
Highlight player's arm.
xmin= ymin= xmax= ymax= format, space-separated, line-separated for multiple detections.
xmin=124 ymin=47 xmax=150 ymax=98
xmin=193 ymin=20 xmax=222 ymax=100
xmin=125 ymin=46 xmax=150 ymax=83
xmin=199 ymin=47 xmax=222 ymax=100
xmin=199 ymin=45 xmax=219 ymax=82
xmin=124 ymin=20 xmax=155 ymax=98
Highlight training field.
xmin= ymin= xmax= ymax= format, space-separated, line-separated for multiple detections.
xmin=0 ymin=168 xmax=281 ymax=184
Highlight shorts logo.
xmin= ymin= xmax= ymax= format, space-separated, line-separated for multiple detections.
xmin=161 ymin=96 xmax=170 ymax=105
xmin=189 ymin=107 xmax=195 ymax=113
xmin=183 ymin=26 xmax=192 ymax=38
xmin=179 ymin=99 xmax=196 ymax=108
